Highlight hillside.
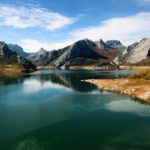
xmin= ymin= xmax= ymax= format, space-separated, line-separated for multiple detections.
xmin=27 ymin=38 xmax=124 ymax=69
xmin=0 ymin=42 xmax=36 ymax=73
xmin=114 ymin=38 xmax=150 ymax=66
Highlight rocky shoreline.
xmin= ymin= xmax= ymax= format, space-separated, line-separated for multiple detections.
xmin=85 ymin=77 xmax=150 ymax=102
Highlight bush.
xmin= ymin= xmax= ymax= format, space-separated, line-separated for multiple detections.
xmin=129 ymin=70 xmax=150 ymax=80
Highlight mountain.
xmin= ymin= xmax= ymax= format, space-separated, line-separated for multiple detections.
xmin=96 ymin=39 xmax=111 ymax=50
xmin=27 ymin=47 xmax=66 ymax=66
xmin=113 ymin=38 xmax=150 ymax=65
xmin=54 ymin=39 xmax=106 ymax=68
xmin=0 ymin=42 xmax=16 ymax=58
xmin=106 ymin=40 xmax=126 ymax=50
xmin=8 ymin=44 xmax=28 ymax=58
xmin=0 ymin=41 xmax=36 ymax=72
xmin=27 ymin=38 xmax=123 ymax=69
xmin=96 ymin=39 xmax=126 ymax=51
xmin=27 ymin=48 xmax=49 ymax=65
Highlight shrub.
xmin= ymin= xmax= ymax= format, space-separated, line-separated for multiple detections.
xmin=129 ymin=70 xmax=150 ymax=80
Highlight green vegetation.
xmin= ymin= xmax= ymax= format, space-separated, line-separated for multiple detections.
xmin=3 ymin=64 xmax=21 ymax=68
xmin=129 ymin=70 xmax=150 ymax=80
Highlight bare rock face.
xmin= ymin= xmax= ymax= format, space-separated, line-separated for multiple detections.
xmin=0 ymin=42 xmax=16 ymax=57
xmin=27 ymin=38 xmax=125 ymax=68
xmin=27 ymin=48 xmax=49 ymax=63
xmin=0 ymin=41 xmax=36 ymax=72
xmin=54 ymin=39 xmax=104 ymax=67
xmin=96 ymin=39 xmax=111 ymax=50
xmin=113 ymin=42 xmax=139 ymax=65
xmin=8 ymin=44 xmax=28 ymax=58
xmin=96 ymin=39 xmax=126 ymax=51
xmin=124 ymin=38 xmax=150 ymax=64
xmin=27 ymin=47 xmax=66 ymax=66
xmin=106 ymin=40 xmax=122 ymax=47
xmin=106 ymin=40 xmax=126 ymax=51
xmin=113 ymin=38 xmax=150 ymax=65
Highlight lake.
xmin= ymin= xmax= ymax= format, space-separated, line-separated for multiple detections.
xmin=0 ymin=69 xmax=150 ymax=150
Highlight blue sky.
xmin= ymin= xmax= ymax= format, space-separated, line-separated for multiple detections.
xmin=0 ymin=0 xmax=150 ymax=52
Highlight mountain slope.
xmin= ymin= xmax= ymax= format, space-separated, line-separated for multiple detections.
xmin=54 ymin=39 xmax=106 ymax=67
xmin=96 ymin=39 xmax=126 ymax=51
xmin=27 ymin=47 xmax=67 ymax=66
xmin=27 ymin=38 xmax=125 ymax=68
xmin=8 ymin=44 xmax=28 ymax=58
xmin=124 ymin=38 xmax=150 ymax=64
xmin=96 ymin=39 xmax=111 ymax=50
xmin=106 ymin=40 xmax=126 ymax=50
xmin=114 ymin=38 xmax=150 ymax=65
xmin=0 ymin=42 xmax=36 ymax=72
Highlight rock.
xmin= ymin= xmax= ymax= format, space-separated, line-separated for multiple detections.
xmin=8 ymin=44 xmax=28 ymax=58
xmin=0 ymin=41 xmax=36 ymax=72
xmin=96 ymin=39 xmax=111 ymax=50
xmin=106 ymin=40 xmax=126 ymax=50
xmin=17 ymin=56 xmax=37 ymax=72
xmin=0 ymin=42 xmax=16 ymax=57
xmin=27 ymin=47 xmax=66 ymax=66
xmin=113 ymin=38 xmax=150 ymax=65
xmin=106 ymin=40 xmax=122 ymax=47
xmin=54 ymin=39 xmax=104 ymax=67
xmin=95 ymin=39 xmax=126 ymax=51
xmin=27 ymin=38 xmax=126 ymax=68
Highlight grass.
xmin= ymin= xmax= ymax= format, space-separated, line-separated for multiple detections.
xmin=2 ymin=64 xmax=22 ymax=68
xmin=128 ymin=70 xmax=150 ymax=80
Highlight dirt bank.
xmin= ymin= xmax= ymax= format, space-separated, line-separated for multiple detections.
xmin=120 ymin=66 xmax=150 ymax=70
xmin=85 ymin=78 xmax=150 ymax=102
xmin=0 ymin=67 xmax=23 ymax=74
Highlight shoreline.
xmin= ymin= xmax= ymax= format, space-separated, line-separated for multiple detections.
xmin=0 ymin=67 xmax=37 ymax=74
xmin=85 ymin=78 xmax=150 ymax=102
xmin=37 ymin=65 xmax=150 ymax=71
xmin=120 ymin=66 xmax=150 ymax=70
xmin=0 ymin=67 xmax=23 ymax=74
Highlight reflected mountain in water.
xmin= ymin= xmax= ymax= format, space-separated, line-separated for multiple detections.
xmin=34 ymin=73 xmax=98 ymax=92
xmin=1 ymin=69 xmax=148 ymax=150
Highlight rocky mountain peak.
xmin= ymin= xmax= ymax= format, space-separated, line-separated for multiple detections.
xmin=37 ymin=48 xmax=48 ymax=55
xmin=73 ymin=39 xmax=96 ymax=49
xmin=139 ymin=38 xmax=150 ymax=43
xmin=0 ymin=42 xmax=16 ymax=57
xmin=106 ymin=40 xmax=122 ymax=47
xmin=8 ymin=44 xmax=28 ymax=58
xmin=96 ymin=39 xmax=111 ymax=50
xmin=54 ymin=39 xmax=103 ymax=67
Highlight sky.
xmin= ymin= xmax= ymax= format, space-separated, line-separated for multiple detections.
xmin=0 ymin=0 xmax=150 ymax=52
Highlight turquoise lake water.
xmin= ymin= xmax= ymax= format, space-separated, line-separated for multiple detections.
xmin=0 ymin=69 xmax=150 ymax=150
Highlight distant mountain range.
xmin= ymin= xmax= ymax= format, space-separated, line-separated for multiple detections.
xmin=27 ymin=39 xmax=125 ymax=69
xmin=1 ymin=37 xmax=150 ymax=70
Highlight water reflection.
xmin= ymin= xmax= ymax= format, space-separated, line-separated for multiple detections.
xmin=0 ymin=70 xmax=150 ymax=150
xmin=106 ymin=99 xmax=150 ymax=117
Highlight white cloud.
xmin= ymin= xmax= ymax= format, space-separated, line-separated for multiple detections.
xmin=20 ymin=38 xmax=76 ymax=52
xmin=20 ymin=12 xmax=150 ymax=52
xmin=0 ymin=5 xmax=75 ymax=30
xmin=106 ymin=100 xmax=150 ymax=117
xmin=23 ymin=79 xmax=65 ymax=94
xmin=71 ymin=12 xmax=150 ymax=45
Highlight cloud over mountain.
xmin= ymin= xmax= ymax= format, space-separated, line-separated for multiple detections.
xmin=0 ymin=5 xmax=76 ymax=30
